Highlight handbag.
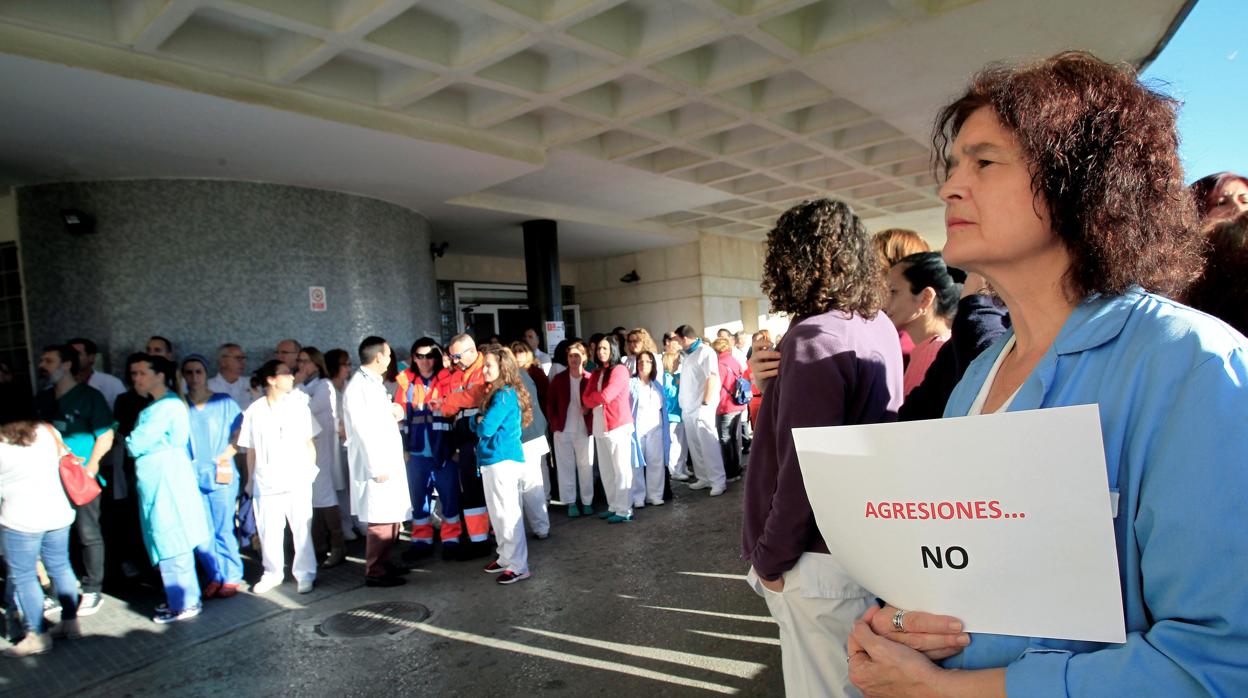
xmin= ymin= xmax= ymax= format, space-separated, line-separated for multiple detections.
xmin=44 ymin=424 xmax=102 ymax=506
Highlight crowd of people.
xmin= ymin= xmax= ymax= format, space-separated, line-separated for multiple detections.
xmin=740 ymin=52 xmax=1248 ymax=698
xmin=0 ymin=314 xmax=764 ymax=655
xmin=2 ymin=47 xmax=1247 ymax=695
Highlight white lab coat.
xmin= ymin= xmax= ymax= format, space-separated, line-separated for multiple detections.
xmin=342 ymin=368 xmax=411 ymax=524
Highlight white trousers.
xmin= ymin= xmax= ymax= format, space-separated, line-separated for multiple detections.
xmin=635 ymin=427 xmax=666 ymax=504
xmin=481 ymin=459 xmax=529 ymax=573
xmin=520 ymin=437 xmax=551 ymax=536
xmin=553 ymin=429 xmax=594 ymax=505
xmin=668 ymin=421 xmax=689 ymax=479
xmin=748 ymin=554 xmax=872 ymax=698
xmin=594 ymin=426 xmax=634 ymax=517
xmin=253 ymin=487 xmax=316 ymax=583
xmin=684 ymin=405 xmax=726 ymax=489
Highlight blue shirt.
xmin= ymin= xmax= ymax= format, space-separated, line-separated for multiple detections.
xmin=471 ymin=386 xmax=524 ymax=466
xmin=186 ymin=393 xmax=243 ymax=492
xmin=941 ymin=289 xmax=1248 ymax=696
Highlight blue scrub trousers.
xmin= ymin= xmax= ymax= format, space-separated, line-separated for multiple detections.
xmin=194 ymin=479 xmax=243 ymax=585
xmin=158 ymin=552 xmax=201 ymax=613
xmin=2 ymin=526 xmax=79 ymax=634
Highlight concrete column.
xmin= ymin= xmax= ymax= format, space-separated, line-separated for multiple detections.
xmin=522 ymin=219 xmax=562 ymax=343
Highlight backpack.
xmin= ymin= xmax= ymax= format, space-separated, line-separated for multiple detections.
xmin=731 ymin=376 xmax=752 ymax=406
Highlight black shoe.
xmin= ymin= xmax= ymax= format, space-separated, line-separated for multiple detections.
xmin=384 ymin=562 xmax=412 ymax=577
xmin=441 ymin=544 xmax=460 ymax=561
xmin=454 ymin=541 xmax=492 ymax=561
xmin=365 ymin=575 xmax=407 ymax=588
xmin=401 ymin=545 xmax=433 ymax=563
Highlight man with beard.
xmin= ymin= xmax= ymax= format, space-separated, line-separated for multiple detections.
xmin=33 ymin=344 xmax=116 ymax=616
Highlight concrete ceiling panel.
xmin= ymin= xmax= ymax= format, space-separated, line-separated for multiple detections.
xmin=0 ymin=0 xmax=1192 ymax=257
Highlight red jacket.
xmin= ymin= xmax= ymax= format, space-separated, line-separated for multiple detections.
xmin=717 ymin=352 xmax=747 ymax=415
xmin=433 ymin=352 xmax=486 ymax=418
xmin=546 ymin=370 xmax=592 ymax=434
xmin=581 ymin=364 xmax=633 ymax=433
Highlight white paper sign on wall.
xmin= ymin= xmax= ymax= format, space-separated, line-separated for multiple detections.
xmin=544 ymin=320 xmax=565 ymax=350
xmin=309 ymin=286 xmax=327 ymax=312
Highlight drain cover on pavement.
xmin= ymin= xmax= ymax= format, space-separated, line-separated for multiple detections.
xmin=317 ymin=601 xmax=431 ymax=638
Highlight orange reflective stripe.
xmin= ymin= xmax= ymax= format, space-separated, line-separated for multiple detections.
xmin=462 ymin=507 xmax=490 ymax=541
xmin=440 ymin=518 xmax=463 ymax=541
xmin=410 ymin=521 xmax=434 ymax=544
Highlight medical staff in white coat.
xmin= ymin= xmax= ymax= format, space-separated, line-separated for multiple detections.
xmin=296 ymin=347 xmax=346 ymax=568
xmin=342 ymin=336 xmax=411 ymax=587
xmin=237 ymin=359 xmax=319 ymax=595
xmin=674 ymin=325 xmax=726 ymax=495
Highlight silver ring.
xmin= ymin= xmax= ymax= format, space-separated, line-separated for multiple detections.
xmin=892 ymin=609 xmax=907 ymax=632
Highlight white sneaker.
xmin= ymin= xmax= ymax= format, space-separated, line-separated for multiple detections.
xmin=296 ymin=579 xmax=314 ymax=594
xmin=252 ymin=576 xmax=283 ymax=594
xmin=688 ymin=480 xmax=712 ymax=490
xmin=646 ymin=499 xmax=665 ymax=506
xmin=709 ymin=487 xmax=726 ymax=497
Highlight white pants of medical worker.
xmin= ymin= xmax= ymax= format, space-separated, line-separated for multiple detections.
xmin=684 ymin=405 xmax=726 ymax=489
xmin=553 ymin=430 xmax=594 ymax=506
xmin=667 ymin=421 xmax=690 ymax=479
xmin=594 ymin=426 xmax=633 ymax=517
xmin=253 ymin=487 xmax=317 ymax=584
xmin=748 ymin=553 xmax=871 ymax=698
xmin=481 ymin=459 xmax=529 ymax=573
xmin=520 ymin=437 xmax=551 ymax=536
xmin=634 ymin=427 xmax=666 ymax=504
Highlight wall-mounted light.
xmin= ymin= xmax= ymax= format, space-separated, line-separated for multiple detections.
xmin=620 ymin=270 xmax=640 ymax=283
xmin=60 ymin=208 xmax=96 ymax=235
xmin=430 ymin=241 xmax=449 ymax=260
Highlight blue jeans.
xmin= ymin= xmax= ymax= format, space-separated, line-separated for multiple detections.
xmin=194 ymin=481 xmax=243 ymax=585
xmin=2 ymin=526 xmax=79 ymax=634
xmin=158 ymin=552 xmax=200 ymax=613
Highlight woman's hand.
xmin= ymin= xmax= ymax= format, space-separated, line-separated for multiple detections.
xmin=748 ymin=336 xmax=780 ymax=392
xmin=848 ymin=606 xmax=949 ymax=697
xmin=865 ymin=604 xmax=969 ymax=661
xmin=759 ymin=575 xmax=785 ymax=593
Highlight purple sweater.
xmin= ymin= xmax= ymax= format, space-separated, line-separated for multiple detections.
xmin=741 ymin=310 xmax=903 ymax=581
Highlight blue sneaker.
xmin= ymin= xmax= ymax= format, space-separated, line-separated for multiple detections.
xmin=607 ymin=514 xmax=633 ymax=523
xmin=597 ymin=510 xmax=612 ymax=519
xmin=567 ymin=503 xmax=581 ymax=518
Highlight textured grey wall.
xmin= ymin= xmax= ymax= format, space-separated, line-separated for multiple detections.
xmin=19 ymin=180 xmax=438 ymax=375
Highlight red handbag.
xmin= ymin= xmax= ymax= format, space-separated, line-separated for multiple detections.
xmin=44 ymin=424 xmax=102 ymax=506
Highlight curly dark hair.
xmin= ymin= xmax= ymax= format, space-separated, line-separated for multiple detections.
xmin=933 ymin=51 xmax=1202 ymax=300
xmin=762 ymin=199 xmax=883 ymax=318
xmin=1184 ymin=211 xmax=1248 ymax=336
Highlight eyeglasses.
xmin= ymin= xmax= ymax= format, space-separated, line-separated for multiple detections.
xmin=414 ymin=353 xmax=436 ymax=360
xmin=224 ymin=355 xmax=247 ymax=361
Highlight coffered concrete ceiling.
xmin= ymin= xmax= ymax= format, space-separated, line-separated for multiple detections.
xmin=0 ymin=0 xmax=1190 ymax=259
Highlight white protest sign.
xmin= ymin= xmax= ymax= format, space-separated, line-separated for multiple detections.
xmin=793 ymin=404 xmax=1124 ymax=643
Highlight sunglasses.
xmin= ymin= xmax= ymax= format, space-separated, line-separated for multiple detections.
xmin=414 ymin=353 xmax=436 ymax=360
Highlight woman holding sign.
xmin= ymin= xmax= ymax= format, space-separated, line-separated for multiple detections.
xmin=742 ymin=198 xmax=904 ymax=697
xmin=845 ymin=52 xmax=1248 ymax=696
